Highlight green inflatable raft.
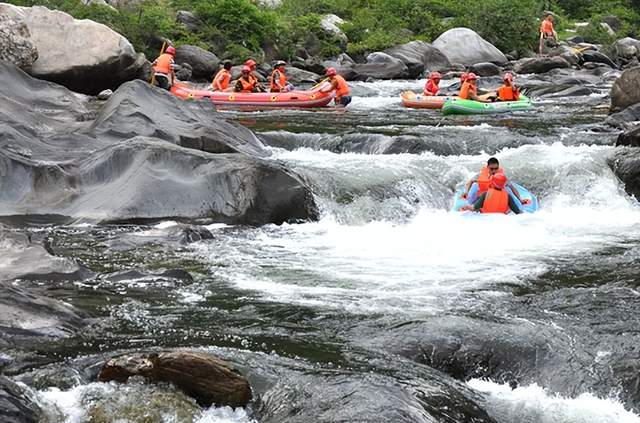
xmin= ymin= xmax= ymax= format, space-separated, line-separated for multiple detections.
xmin=442 ymin=95 xmax=532 ymax=115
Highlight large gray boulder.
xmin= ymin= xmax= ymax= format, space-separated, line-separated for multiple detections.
xmin=432 ymin=27 xmax=507 ymax=66
xmin=605 ymin=103 xmax=640 ymax=128
xmin=0 ymin=3 xmax=141 ymax=94
xmin=608 ymin=149 xmax=640 ymax=199
xmin=320 ymin=14 xmax=347 ymax=42
xmin=469 ymin=62 xmax=501 ymax=77
xmin=384 ymin=40 xmax=451 ymax=78
xmin=0 ymin=13 xmax=37 ymax=69
xmin=0 ymin=376 xmax=43 ymax=423
xmin=610 ymin=66 xmax=640 ymax=113
xmin=174 ymin=44 xmax=219 ymax=80
xmin=338 ymin=61 xmax=409 ymax=81
xmin=514 ymin=56 xmax=571 ymax=74
xmin=285 ymin=66 xmax=321 ymax=84
xmin=616 ymin=125 xmax=640 ymax=147
xmin=176 ymin=10 xmax=200 ymax=32
xmin=0 ymin=60 xmax=318 ymax=225
xmin=582 ymin=50 xmax=616 ymax=68
xmin=613 ymin=37 xmax=640 ymax=65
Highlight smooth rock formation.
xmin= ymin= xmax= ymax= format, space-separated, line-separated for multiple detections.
xmin=384 ymin=40 xmax=451 ymax=78
xmin=176 ymin=11 xmax=200 ymax=32
xmin=0 ymin=60 xmax=318 ymax=224
xmin=98 ymin=351 xmax=252 ymax=407
xmin=616 ymin=125 xmax=640 ymax=147
xmin=608 ymin=149 xmax=640 ymax=199
xmin=285 ymin=66 xmax=321 ymax=84
xmin=582 ymin=50 xmax=616 ymax=68
xmin=613 ymin=37 xmax=640 ymax=66
xmin=514 ymin=56 xmax=571 ymax=74
xmin=610 ymin=66 xmax=640 ymax=113
xmin=604 ymin=103 xmax=640 ymax=128
xmin=0 ymin=376 xmax=42 ymax=423
xmin=0 ymin=13 xmax=38 ymax=69
xmin=469 ymin=62 xmax=501 ymax=77
xmin=174 ymin=45 xmax=219 ymax=80
xmin=433 ymin=27 xmax=507 ymax=66
xmin=0 ymin=3 xmax=141 ymax=94
xmin=320 ymin=14 xmax=347 ymax=41
xmin=338 ymin=61 xmax=409 ymax=81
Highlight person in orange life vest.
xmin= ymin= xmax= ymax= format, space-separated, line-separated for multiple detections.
xmin=495 ymin=72 xmax=520 ymax=101
xmin=211 ymin=60 xmax=232 ymax=91
xmin=423 ymin=71 xmax=442 ymax=96
xmin=459 ymin=73 xmax=489 ymax=102
xmin=320 ymin=67 xmax=351 ymax=107
xmin=460 ymin=173 xmax=522 ymax=214
xmin=270 ymin=61 xmax=290 ymax=92
xmin=539 ymin=13 xmax=558 ymax=54
xmin=151 ymin=45 xmax=176 ymax=90
xmin=244 ymin=58 xmax=266 ymax=92
xmin=234 ymin=66 xmax=258 ymax=93
xmin=461 ymin=157 xmax=529 ymax=204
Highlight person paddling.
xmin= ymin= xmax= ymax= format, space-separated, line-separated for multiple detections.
xmin=539 ymin=13 xmax=559 ymax=54
xmin=320 ymin=67 xmax=352 ymax=108
xmin=461 ymin=157 xmax=529 ymax=205
xmin=423 ymin=72 xmax=442 ymax=96
xmin=460 ymin=173 xmax=522 ymax=214
xmin=151 ymin=46 xmax=176 ymax=90
xmin=211 ymin=60 xmax=232 ymax=91
xmin=270 ymin=61 xmax=291 ymax=92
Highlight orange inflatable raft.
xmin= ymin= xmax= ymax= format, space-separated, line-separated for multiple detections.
xmin=170 ymin=82 xmax=335 ymax=109
xmin=401 ymin=91 xmax=459 ymax=109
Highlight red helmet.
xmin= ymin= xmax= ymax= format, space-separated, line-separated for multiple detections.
xmin=503 ymin=72 xmax=514 ymax=81
xmin=460 ymin=72 xmax=469 ymax=82
xmin=490 ymin=173 xmax=507 ymax=189
xmin=245 ymin=59 xmax=256 ymax=68
xmin=165 ymin=46 xmax=176 ymax=55
xmin=466 ymin=72 xmax=478 ymax=81
xmin=241 ymin=65 xmax=251 ymax=73
xmin=326 ymin=67 xmax=337 ymax=76
xmin=429 ymin=71 xmax=442 ymax=80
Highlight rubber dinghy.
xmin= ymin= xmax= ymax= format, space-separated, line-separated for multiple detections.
xmin=169 ymin=82 xmax=335 ymax=109
xmin=442 ymin=95 xmax=532 ymax=115
xmin=451 ymin=182 xmax=539 ymax=213
xmin=401 ymin=91 xmax=459 ymax=109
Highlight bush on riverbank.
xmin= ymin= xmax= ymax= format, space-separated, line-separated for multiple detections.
xmin=5 ymin=0 xmax=640 ymax=63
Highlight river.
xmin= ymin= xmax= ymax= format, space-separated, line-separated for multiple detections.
xmin=12 ymin=76 xmax=640 ymax=422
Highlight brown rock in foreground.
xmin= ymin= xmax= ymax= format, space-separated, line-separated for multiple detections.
xmin=98 ymin=351 xmax=252 ymax=408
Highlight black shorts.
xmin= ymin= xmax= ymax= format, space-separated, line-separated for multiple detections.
xmin=338 ymin=96 xmax=352 ymax=106
xmin=154 ymin=74 xmax=171 ymax=90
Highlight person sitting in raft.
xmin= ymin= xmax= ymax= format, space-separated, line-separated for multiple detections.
xmin=539 ymin=13 xmax=558 ymax=54
xmin=270 ymin=61 xmax=291 ymax=93
xmin=244 ymin=58 xmax=266 ymax=93
xmin=460 ymin=173 xmax=522 ymax=214
xmin=151 ymin=45 xmax=176 ymax=90
xmin=461 ymin=157 xmax=530 ymax=205
xmin=320 ymin=67 xmax=352 ymax=107
xmin=459 ymin=73 xmax=489 ymax=102
xmin=495 ymin=72 xmax=520 ymax=101
xmin=211 ymin=60 xmax=232 ymax=91
xmin=423 ymin=71 xmax=442 ymax=96
xmin=234 ymin=65 xmax=260 ymax=93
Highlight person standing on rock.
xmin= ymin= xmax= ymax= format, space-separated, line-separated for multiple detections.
xmin=151 ymin=46 xmax=176 ymax=90
xmin=212 ymin=60 xmax=232 ymax=91
xmin=270 ymin=61 xmax=291 ymax=92
xmin=423 ymin=72 xmax=442 ymax=96
xmin=539 ymin=13 xmax=559 ymax=54
xmin=320 ymin=68 xmax=351 ymax=108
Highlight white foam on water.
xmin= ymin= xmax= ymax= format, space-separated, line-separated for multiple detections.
xmin=468 ymin=379 xmax=640 ymax=423
xmin=195 ymin=143 xmax=640 ymax=316
xmin=195 ymin=406 xmax=257 ymax=423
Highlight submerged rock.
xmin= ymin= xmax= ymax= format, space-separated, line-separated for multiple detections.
xmin=604 ymin=103 xmax=640 ymax=128
xmin=609 ymin=148 xmax=640 ymax=199
xmin=0 ymin=376 xmax=42 ymax=423
xmin=433 ymin=27 xmax=507 ymax=66
xmin=617 ymin=125 xmax=640 ymax=147
xmin=0 ymin=3 xmax=141 ymax=94
xmin=98 ymin=351 xmax=252 ymax=407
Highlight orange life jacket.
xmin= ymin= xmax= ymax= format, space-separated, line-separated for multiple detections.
xmin=541 ymin=19 xmax=554 ymax=35
xmin=237 ymin=76 xmax=255 ymax=93
xmin=459 ymin=81 xmax=477 ymax=100
xmin=270 ymin=69 xmax=287 ymax=91
xmin=153 ymin=53 xmax=174 ymax=74
xmin=424 ymin=79 xmax=439 ymax=96
xmin=212 ymin=69 xmax=231 ymax=91
xmin=477 ymin=166 xmax=504 ymax=193
xmin=480 ymin=188 xmax=510 ymax=214
xmin=333 ymin=75 xmax=350 ymax=98
xmin=497 ymin=85 xmax=520 ymax=101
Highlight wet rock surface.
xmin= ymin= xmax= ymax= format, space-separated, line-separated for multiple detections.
xmin=610 ymin=66 xmax=640 ymax=112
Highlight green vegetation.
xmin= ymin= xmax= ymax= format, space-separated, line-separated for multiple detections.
xmin=6 ymin=0 xmax=640 ymax=62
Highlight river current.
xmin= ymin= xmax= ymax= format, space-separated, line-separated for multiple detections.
xmin=15 ymin=77 xmax=640 ymax=422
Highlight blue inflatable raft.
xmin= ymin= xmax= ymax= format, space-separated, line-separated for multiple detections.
xmin=452 ymin=182 xmax=539 ymax=213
